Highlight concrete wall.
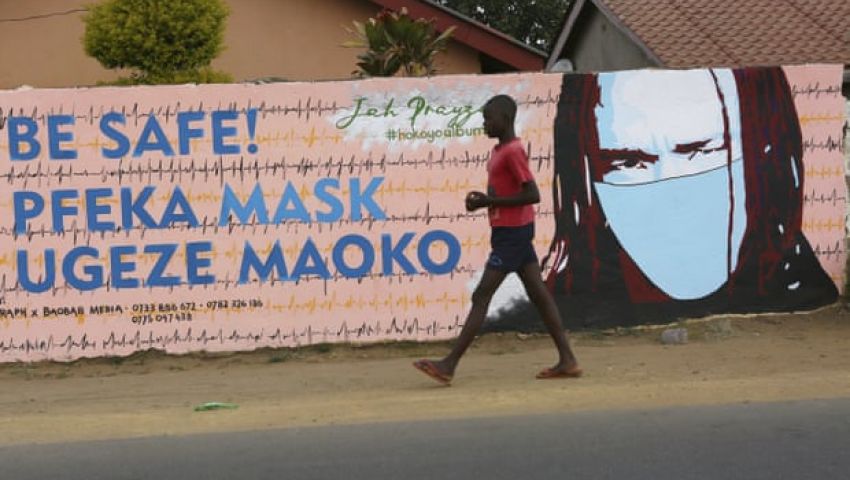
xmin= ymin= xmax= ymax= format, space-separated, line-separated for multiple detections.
xmin=563 ymin=5 xmax=655 ymax=73
xmin=0 ymin=67 xmax=843 ymax=361
xmin=0 ymin=0 xmax=482 ymax=89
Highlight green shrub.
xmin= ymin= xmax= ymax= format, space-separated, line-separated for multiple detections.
xmin=343 ymin=8 xmax=455 ymax=77
xmin=84 ymin=0 xmax=231 ymax=85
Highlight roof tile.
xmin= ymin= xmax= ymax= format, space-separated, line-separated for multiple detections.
xmin=595 ymin=0 xmax=849 ymax=67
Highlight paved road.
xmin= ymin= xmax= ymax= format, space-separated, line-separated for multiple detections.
xmin=2 ymin=398 xmax=848 ymax=479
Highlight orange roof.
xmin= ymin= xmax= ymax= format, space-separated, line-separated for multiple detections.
xmin=550 ymin=0 xmax=849 ymax=68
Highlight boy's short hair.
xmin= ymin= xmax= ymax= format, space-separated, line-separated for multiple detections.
xmin=486 ymin=95 xmax=517 ymax=121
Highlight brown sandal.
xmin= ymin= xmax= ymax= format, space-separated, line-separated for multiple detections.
xmin=413 ymin=359 xmax=453 ymax=385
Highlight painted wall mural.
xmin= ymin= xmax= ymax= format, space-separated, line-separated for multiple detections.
xmin=0 ymin=65 xmax=845 ymax=361
xmin=519 ymin=66 xmax=845 ymax=330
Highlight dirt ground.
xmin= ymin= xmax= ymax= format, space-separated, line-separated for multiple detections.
xmin=1 ymin=305 xmax=849 ymax=446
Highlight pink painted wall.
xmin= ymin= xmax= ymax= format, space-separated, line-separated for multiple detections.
xmin=0 ymin=65 xmax=844 ymax=362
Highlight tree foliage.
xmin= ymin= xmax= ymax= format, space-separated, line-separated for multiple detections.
xmin=343 ymin=8 xmax=455 ymax=77
xmin=83 ymin=0 xmax=232 ymax=85
xmin=437 ymin=0 xmax=570 ymax=53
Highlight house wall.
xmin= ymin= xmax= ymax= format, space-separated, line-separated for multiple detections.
xmin=0 ymin=0 xmax=482 ymax=89
xmin=563 ymin=5 xmax=655 ymax=73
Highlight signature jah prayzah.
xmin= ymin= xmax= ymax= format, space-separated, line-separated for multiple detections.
xmin=335 ymin=96 xmax=480 ymax=130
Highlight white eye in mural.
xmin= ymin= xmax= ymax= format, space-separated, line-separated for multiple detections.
xmin=592 ymin=69 xmax=746 ymax=300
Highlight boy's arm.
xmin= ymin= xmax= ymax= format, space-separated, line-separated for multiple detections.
xmin=485 ymin=181 xmax=540 ymax=207
xmin=467 ymin=181 xmax=539 ymax=210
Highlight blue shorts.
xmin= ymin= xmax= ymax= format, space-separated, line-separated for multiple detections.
xmin=486 ymin=223 xmax=538 ymax=273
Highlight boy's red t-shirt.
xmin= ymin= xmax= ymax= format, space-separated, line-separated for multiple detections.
xmin=487 ymin=138 xmax=535 ymax=227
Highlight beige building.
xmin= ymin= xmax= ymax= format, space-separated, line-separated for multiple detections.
xmin=0 ymin=0 xmax=545 ymax=89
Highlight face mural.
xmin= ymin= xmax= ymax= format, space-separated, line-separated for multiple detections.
xmin=593 ymin=69 xmax=747 ymax=300
xmin=514 ymin=66 xmax=838 ymax=329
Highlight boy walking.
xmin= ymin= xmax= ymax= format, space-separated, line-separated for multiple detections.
xmin=413 ymin=95 xmax=581 ymax=385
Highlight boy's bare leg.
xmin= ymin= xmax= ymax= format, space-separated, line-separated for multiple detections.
xmin=517 ymin=262 xmax=580 ymax=375
xmin=423 ymin=268 xmax=507 ymax=379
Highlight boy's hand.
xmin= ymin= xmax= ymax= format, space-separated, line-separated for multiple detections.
xmin=465 ymin=191 xmax=490 ymax=211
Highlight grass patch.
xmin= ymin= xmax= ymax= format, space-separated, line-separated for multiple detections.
xmin=268 ymin=354 xmax=289 ymax=364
